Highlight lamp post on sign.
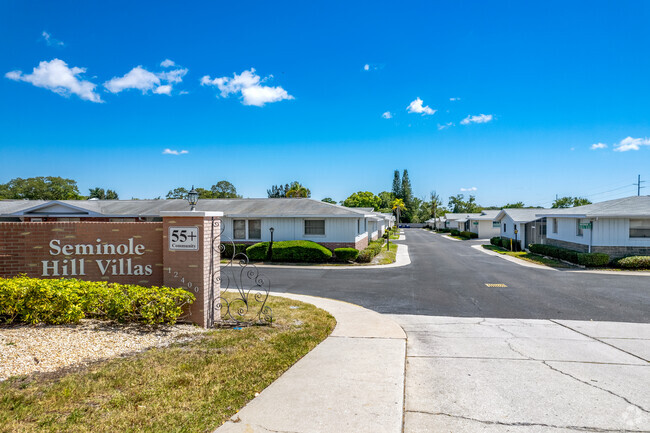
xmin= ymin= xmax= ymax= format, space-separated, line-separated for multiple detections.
xmin=188 ymin=186 xmax=199 ymax=211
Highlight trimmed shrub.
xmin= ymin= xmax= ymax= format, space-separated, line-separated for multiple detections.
xmin=334 ymin=248 xmax=359 ymax=262
xmin=528 ymin=244 xmax=587 ymax=264
xmin=356 ymin=240 xmax=385 ymax=263
xmin=450 ymin=229 xmax=461 ymax=236
xmin=577 ymin=253 xmax=610 ymax=267
xmin=501 ymin=238 xmax=511 ymax=249
xmin=271 ymin=240 xmax=333 ymax=263
xmin=616 ymin=256 xmax=650 ymax=269
xmin=490 ymin=237 xmax=501 ymax=246
xmin=221 ymin=243 xmax=249 ymax=259
xmin=246 ymin=242 xmax=270 ymax=261
xmin=459 ymin=231 xmax=478 ymax=239
xmin=0 ymin=276 xmax=194 ymax=325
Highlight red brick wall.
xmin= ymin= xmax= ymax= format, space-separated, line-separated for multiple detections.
xmin=0 ymin=222 xmax=164 ymax=286
xmin=355 ymin=235 xmax=369 ymax=251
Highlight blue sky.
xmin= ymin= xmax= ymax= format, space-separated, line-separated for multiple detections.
xmin=1 ymin=0 xmax=649 ymax=207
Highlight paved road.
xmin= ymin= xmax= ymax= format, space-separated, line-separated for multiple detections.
xmin=249 ymin=229 xmax=650 ymax=323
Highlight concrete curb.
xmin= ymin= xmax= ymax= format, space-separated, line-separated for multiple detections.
xmin=440 ymin=234 xmax=461 ymax=242
xmin=215 ymin=292 xmax=407 ymax=433
xmin=232 ymin=244 xmax=411 ymax=270
xmin=471 ymin=244 xmax=559 ymax=271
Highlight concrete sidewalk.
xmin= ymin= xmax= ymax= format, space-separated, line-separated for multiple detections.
xmin=215 ymin=293 xmax=407 ymax=433
xmin=392 ymin=315 xmax=650 ymax=432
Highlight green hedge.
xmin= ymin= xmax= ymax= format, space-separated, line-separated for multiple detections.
xmin=246 ymin=242 xmax=271 ymax=260
xmin=334 ymin=248 xmax=359 ymax=262
xmin=490 ymin=237 xmax=501 ymax=246
xmin=450 ymin=229 xmax=461 ymax=236
xmin=0 ymin=276 xmax=194 ymax=325
xmin=357 ymin=240 xmax=384 ymax=263
xmin=528 ymin=244 xmax=610 ymax=267
xmin=616 ymin=256 xmax=650 ymax=269
xmin=221 ymin=243 xmax=249 ymax=259
xmin=460 ymin=231 xmax=478 ymax=239
xmin=271 ymin=240 xmax=333 ymax=263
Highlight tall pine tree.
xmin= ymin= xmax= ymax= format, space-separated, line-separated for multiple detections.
xmin=392 ymin=170 xmax=402 ymax=198
xmin=401 ymin=169 xmax=414 ymax=221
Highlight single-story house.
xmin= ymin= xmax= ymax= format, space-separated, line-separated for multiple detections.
xmin=448 ymin=213 xmax=483 ymax=232
xmin=494 ymin=208 xmax=557 ymax=250
xmin=0 ymin=198 xmax=378 ymax=251
xmin=351 ymin=208 xmax=395 ymax=240
xmin=467 ymin=210 xmax=501 ymax=239
xmin=537 ymin=196 xmax=650 ymax=258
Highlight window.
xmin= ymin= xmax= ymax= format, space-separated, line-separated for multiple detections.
xmin=503 ymin=223 xmax=506 ymax=232
xmin=552 ymin=218 xmax=558 ymax=234
xmin=576 ymin=220 xmax=583 ymax=237
xmin=233 ymin=220 xmax=246 ymax=239
xmin=305 ymin=219 xmax=325 ymax=236
xmin=357 ymin=219 xmax=360 ymax=233
xmin=630 ymin=219 xmax=650 ymax=238
xmin=248 ymin=220 xmax=261 ymax=239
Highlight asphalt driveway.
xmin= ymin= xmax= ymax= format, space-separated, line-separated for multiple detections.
xmin=251 ymin=229 xmax=650 ymax=323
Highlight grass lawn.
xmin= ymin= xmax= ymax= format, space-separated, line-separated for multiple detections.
xmin=374 ymin=241 xmax=398 ymax=265
xmin=482 ymin=244 xmax=572 ymax=268
xmin=0 ymin=294 xmax=336 ymax=433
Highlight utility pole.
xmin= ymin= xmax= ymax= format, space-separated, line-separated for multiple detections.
xmin=634 ymin=174 xmax=645 ymax=196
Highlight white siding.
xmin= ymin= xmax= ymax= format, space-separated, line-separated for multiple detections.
xmin=476 ymin=220 xmax=500 ymax=239
xmin=547 ymin=217 xmax=650 ymax=247
xmin=221 ymin=217 xmax=359 ymax=243
xmin=499 ymin=215 xmax=526 ymax=249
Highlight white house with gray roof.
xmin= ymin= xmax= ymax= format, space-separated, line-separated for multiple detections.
xmin=537 ymin=196 xmax=650 ymax=257
xmin=0 ymin=198 xmax=377 ymax=251
xmin=494 ymin=208 xmax=559 ymax=250
xmin=467 ymin=210 xmax=501 ymax=239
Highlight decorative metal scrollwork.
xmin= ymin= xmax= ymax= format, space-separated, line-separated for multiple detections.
xmin=210 ymin=218 xmax=273 ymax=326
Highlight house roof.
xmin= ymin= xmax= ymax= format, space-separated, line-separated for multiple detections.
xmin=536 ymin=196 xmax=650 ymax=219
xmin=495 ymin=208 xmax=555 ymax=224
xmin=469 ymin=210 xmax=501 ymax=221
xmin=0 ymin=198 xmax=377 ymax=219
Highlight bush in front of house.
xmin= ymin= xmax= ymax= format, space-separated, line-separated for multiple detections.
xmin=577 ymin=252 xmax=610 ymax=267
xmin=271 ymin=240 xmax=333 ymax=263
xmin=615 ymin=256 xmax=650 ymax=269
xmin=490 ymin=237 xmax=502 ymax=246
xmin=221 ymin=243 xmax=249 ymax=259
xmin=356 ymin=240 xmax=385 ymax=263
xmin=450 ymin=229 xmax=461 ymax=236
xmin=0 ymin=276 xmax=195 ymax=325
xmin=334 ymin=248 xmax=359 ymax=262
xmin=459 ymin=231 xmax=478 ymax=239
xmin=246 ymin=242 xmax=271 ymax=260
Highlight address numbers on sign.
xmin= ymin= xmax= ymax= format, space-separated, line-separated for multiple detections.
xmin=168 ymin=227 xmax=199 ymax=251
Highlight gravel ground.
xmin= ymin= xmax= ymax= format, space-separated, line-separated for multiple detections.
xmin=0 ymin=320 xmax=208 ymax=381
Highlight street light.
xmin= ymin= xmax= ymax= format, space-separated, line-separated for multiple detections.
xmin=188 ymin=186 xmax=199 ymax=211
xmin=268 ymin=227 xmax=275 ymax=261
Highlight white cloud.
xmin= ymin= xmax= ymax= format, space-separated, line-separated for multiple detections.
xmin=364 ymin=64 xmax=370 ymax=71
xmin=460 ymin=187 xmax=477 ymax=192
xmin=5 ymin=58 xmax=101 ymax=102
xmin=407 ymin=97 xmax=436 ymax=115
xmin=613 ymin=136 xmax=650 ymax=152
xmin=162 ymin=148 xmax=188 ymax=155
xmin=160 ymin=59 xmax=176 ymax=68
xmin=449 ymin=97 xmax=460 ymax=101
xmin=154 ymin=85 xmax=172 ymax=95
xmin=461 ymin=114 xmax=493 ymax=125
xmin=437 ymin=122 xmax=453 ymax=130
xmin=42 ymin=31 xmax=64 ymax=47
xmin=104 ymin=64 xmax=187 ymax=95
xmin=590 ymin=142 xmax=607 ymax=150
xmin=201 ymin=68 xmax=294 ymax=106
xmin=382 ymin=111 xmax=392 ymax=119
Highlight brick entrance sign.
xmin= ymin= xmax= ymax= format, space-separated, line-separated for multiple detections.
xmin=0 ymin=212 xmax=222 ymax=327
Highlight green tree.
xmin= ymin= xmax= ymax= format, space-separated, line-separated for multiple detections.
xmin=286 ymin=181 xmax=311 ymax=198
xmin=552 ymin=196 xmax=592 ymax=208
xmin=503 ymin=202 xmax=525 ymax=209
xmin=392 ymin=170 xmax=402 ymax=198
xmin=166 ymin=187 xmax=189 ymax=199
xmin=400 ymin=169 xmax=414 ymax=221
xmin=342 ymin=191 xmax=382 ymax=210
xmin=88 ymin=187 xmax=119 ymax=200
xmin=321 ymin=197 xmax=337 ymax=204
xmin=377 ymin=191 xmax=395 ymax=212
xmin=0 ymin=176 xmax=83 ymax=200
xmin=210 ymin=181 xmax=241 ymax=198
xmin=448 ymin=194 xmax=481 ymax=213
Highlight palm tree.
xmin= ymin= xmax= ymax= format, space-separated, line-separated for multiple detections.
xmin=286 ymin=182 xmax=310 ymax=198
xmin=392 ymin=198 xmax=406 ymax=227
